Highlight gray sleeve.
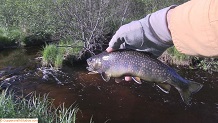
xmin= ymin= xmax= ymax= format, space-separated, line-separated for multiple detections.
xmin=141 ymin=5 xmax=176 ymax=47
xmin=138 ymin=5 xmax=177 ymax=56
xmin=109 ymin=5 xmax=177 ymax=57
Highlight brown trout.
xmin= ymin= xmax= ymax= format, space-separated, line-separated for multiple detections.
xmin=86 ymin=50 xmax=203 ymax=104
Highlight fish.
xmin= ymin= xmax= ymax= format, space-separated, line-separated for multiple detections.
xmin=86 ymin=50 xmax=203 ymax=104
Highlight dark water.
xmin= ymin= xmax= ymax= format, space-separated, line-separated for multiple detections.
xmin=0 ymin=48 xmax=218 ymax=123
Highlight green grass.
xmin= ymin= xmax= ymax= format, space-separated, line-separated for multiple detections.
xmin=0 ymin=89 xmax=79 ymax=123
xmin=194 ymin=57 xmax=218 ymax=72
xmin=42 ymin=44 xmax=58 ymax=67
xmin=42 ymin=39 xmax=83 ymax=69
xmin=162 ymin=47 xmax=218 ymax=72
xmin=54 ymin=54 xmax=64 ymax=69
xmin=158 ymin=46 xmax=193 ymax=66
xmin=167 ymin=46 xmax=190 ymax=61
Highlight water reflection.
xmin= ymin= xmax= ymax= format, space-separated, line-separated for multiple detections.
xmin=0 ymin=49 xmax=218 ymax=123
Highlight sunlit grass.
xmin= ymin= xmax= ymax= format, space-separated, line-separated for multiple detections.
xmin=54 ymin=54 xmax=64 ymax=69
xmin=42 ymin=39 xmax=83 ymax=69
xmin=42 ymin=44 xmax=58 ymax=67
xmin=0 ymin=89 xmax=79 ymax=123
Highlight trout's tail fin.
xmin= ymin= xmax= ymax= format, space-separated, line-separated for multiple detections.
xmin=179 ymin=81 xmax=203 ymax=105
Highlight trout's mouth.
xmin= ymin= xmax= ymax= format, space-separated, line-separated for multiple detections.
xmin=86 ymin=62 xmax=93 ymax=71
xmin=86 ymin=66 xmax=93 ymax=71
xmin=86 ymin=64 xmax=99 ymax=74
xmin=86 ymin=59 xmax=95 ymax=72
xmin=86 ymin=57 xmax=101 ymax=73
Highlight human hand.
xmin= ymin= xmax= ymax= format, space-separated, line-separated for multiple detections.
xmin=108 ymin=20 xmax=145 ymax=52
xmin=107 ymin=5 xmax=175 ymax=58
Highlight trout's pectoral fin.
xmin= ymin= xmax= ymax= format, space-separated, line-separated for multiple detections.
xmin=115 ymin=77 xmax=123 ymax=83
xmin=156 ymin=83 xmax=171 ymax=94
xmin=132 ymin=77 xmax=142 ymax=84
xmin=88 ymin=71 xmax=99 ymax=74
xmin=101 ymin=72 xmax=111 ymax=82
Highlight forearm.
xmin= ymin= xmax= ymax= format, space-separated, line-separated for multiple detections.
xmin=168 ymin=0 xmax=218 ymax=57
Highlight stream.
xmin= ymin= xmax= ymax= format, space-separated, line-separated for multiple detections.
xmin=0 ymin=48 xmax=218 ymax=123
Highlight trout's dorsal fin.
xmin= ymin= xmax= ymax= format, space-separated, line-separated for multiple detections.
xmin=156 ymin=83 xmax=171 ymax=93
xmin=101 ymin=72 xmax=111 ymax=82
xmin=132 ymin=77 xmax=142 ymax=84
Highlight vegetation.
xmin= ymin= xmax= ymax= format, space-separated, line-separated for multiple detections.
xmin=0 ymin=0 xmax=216 ymax=70
xmin=41 ymin=39 xmax=83 ymax=68
xmin=0 ymin=0 xmax=187 ymax=46
xmin=0 ymin=89 xmax=78 ymax=123
xmin=167 ymin=46 xmax=190 ymax=61
xmin=0 ymin=0 xmax=217 ymax=122
xmin=158 ymin=46 xmax=218 ymax=72
xmin=194 ymin=57 xmax=218 ymax=72
xmin=158 ymin=46 xmax=193 ymax=66
xmin=0 ymin=27 xmax=23 ymax=49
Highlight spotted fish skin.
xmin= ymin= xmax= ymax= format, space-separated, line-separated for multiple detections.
xmin=86 ymin=50 xmax=203 ymax=104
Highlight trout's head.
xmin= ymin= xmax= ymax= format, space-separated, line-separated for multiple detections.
xmin=86 ymin=55 xmax=103 ymax=73
xmin=87 ymin=52 xmax=111 ymax=74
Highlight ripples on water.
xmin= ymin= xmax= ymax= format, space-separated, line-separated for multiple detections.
xmin=0 ymin=48 xmax=218 ymax=123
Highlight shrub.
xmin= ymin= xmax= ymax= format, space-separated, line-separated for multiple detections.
xmin=0 ymin=27 xmax=23 ymax=49
xmin=23 ymin=32 xmax=52 ymax=47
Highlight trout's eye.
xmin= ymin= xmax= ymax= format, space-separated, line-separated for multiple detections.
xmin=87 ymin=57 xmax=101 ymax=69
xmin=88 ymin=58 xmax=92 ymax=62
xmin=87 ymin=58 xmax=96 ymax=63
xmin=87 ymin=58 xmax=92 ymax=65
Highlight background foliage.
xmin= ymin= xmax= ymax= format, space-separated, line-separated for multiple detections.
xmin=0 ymin=0 xmax=187 ymax=50
xmin=2 ymin=0 xmax=216 ymax=71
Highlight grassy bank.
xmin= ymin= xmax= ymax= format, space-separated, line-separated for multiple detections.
xmin=159 ymin=47 xmax=218 ymax=72
xmin=1 ymin=0 xmax=216 ymax=70
xmin=159 ymin=46 xmax=193 ymax=66
xmin=0 ymin=89 xmax=78 ymax=123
